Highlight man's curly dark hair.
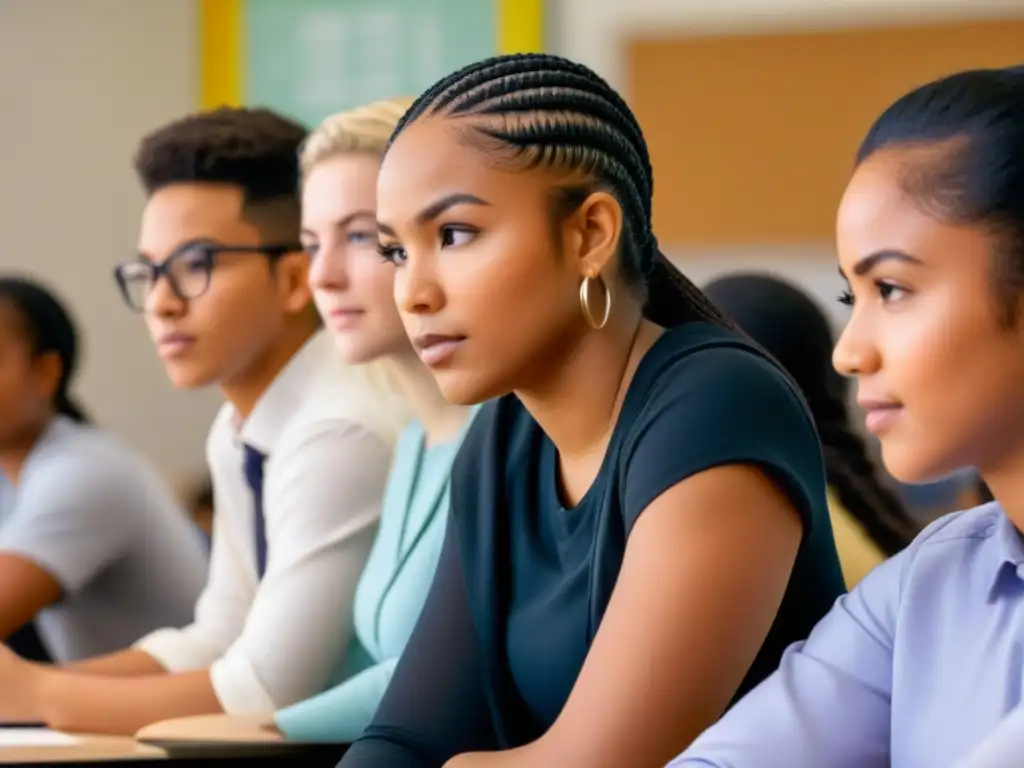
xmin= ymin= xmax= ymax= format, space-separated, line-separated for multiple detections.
xmin=133 ymin=107 xmax=308 ymax=236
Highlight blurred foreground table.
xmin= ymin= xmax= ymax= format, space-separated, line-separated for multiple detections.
xmin=136 ymin=715 xmax=346 ymax=765
xmin=0 ymin=731 xmax=165 ymax=764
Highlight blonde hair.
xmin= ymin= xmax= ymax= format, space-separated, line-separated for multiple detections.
xmin=300 ymin=97 xmax=417 ymax=431
xmin=299 ymin=96 xmax=415 ymax=179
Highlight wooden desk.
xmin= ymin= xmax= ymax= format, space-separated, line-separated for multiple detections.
xmin=0 ymin=732 xmax=342 ymax=765
xmin=136 ymin=715 xmax=345 ymax=764
xmin=0 ymin=733 xmax=165 ymax=764
xmin=141 ymin=740 xmax=345 ymax=765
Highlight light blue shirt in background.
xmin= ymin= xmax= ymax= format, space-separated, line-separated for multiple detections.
xmin=671 ymin=502 xmax=1024 ymax=768
xmin=274 ymin=413 xmax=474 ymax=743
xmin=0 ymin=416 xmax=206 ymax=661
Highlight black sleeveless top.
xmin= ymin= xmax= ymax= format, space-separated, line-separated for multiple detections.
xmin=342 ymin=323 xmax=845 ymax=767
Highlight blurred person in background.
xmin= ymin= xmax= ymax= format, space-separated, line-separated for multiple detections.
xmin=0 ymin=108 xmax=407 ymax=734
xmin=186 ymin=476 xmax=214 ymax=547
xmin=0 ymin=276 xmax=205 ymax=663
xmin=704 ymin=273 xmax=918 ymax=587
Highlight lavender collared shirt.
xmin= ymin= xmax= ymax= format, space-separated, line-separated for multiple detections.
xmin=670 ymin=502 xmax=1024 ymax=768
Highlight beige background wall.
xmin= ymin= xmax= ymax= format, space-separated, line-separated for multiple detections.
xmin=548 ymin=0 xmax=1024 ymax=91
xmin=629 ymin=19 xmax=1024 ymax=245
xmin=0 ymin=0 xmax=218 ymax=489
xmin=547 ymin=0 xmax=1024 ymax=329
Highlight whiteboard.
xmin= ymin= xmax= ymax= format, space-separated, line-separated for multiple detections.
xmin=245 ymin=0 xmax=497 ymax=127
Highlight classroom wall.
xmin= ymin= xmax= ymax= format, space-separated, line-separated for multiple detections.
xmin=0 ymin=0 xmax=219 ymax=491
xmin=547 ymin=0 xmax=1024 ymax=327
xmin=548 ymin=0 xmax=1024 ymax=90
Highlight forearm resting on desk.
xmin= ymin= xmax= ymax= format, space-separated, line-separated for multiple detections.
xmin=63 ymin=648 xmax=167 ymax=677
xmin=33 ymin=666 xmax=223 ymax=735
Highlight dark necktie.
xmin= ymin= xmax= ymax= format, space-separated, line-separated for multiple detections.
xmin=242 ymin=444 xmax=268 ymax=579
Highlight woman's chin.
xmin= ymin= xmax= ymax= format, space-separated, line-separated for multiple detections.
xmin=881 ymin=442 xmax=965 ymax=488
xmin=433 ymin=370 xmax=500 ymax=407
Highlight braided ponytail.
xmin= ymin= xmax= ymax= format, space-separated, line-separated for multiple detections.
xmin=388 ymin=53 xmax=735 ymax=330
xmin=704 ymin=273 xmax=918 ymax=557
xmin=815 ymin=402 xmax=918 ymax=556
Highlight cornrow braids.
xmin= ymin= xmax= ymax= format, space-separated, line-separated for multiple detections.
xmin=389 ymin=53 xmax=735 ymax=330
xmin=815 ymin=402 xmax=919 ymax=556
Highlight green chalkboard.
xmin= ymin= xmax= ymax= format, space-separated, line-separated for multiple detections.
xmin=245 ymin=0 xmax=497 ymax=127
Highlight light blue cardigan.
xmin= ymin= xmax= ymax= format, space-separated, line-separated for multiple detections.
xmin=274 ymin=414 xmax=473 ymax=743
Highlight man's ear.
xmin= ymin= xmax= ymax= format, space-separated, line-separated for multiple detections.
xmin=277 ymin=252 xmax=314 ymax=316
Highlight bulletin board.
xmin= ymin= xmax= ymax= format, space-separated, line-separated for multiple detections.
xmin=198 ymin=0 xmax=543 ymax=127
xmin=627 ymin=19 xmax=1024 ymax=247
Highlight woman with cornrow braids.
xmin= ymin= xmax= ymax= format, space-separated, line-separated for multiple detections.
xmin=341 ymin=54 xmax=845 ymax=768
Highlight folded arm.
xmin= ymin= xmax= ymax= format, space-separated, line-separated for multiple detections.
xmin=448 ymin=464 xmax=804 ymax=768
xmin=31 ymin=666 xmax=223 ymax=734
xmin=0 ymin=454 xmax=138 ymax=643
xmin=63 ymin=648 xmax=168 ymax=677
xmin=669 ymin=556 xmax=901 ymax=767
xmin=0 ymin=555 xmax=61 ymax=641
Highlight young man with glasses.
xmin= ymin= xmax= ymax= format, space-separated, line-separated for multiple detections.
xmin=0 ymin=108 xmax=407 ymax=733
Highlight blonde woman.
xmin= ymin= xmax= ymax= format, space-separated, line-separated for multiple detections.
xmin=137 ymin=97 xmax=476 ymax=746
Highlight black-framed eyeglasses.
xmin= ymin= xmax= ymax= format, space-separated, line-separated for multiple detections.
xmin=113 ymin=241 xmax=303 ymax=312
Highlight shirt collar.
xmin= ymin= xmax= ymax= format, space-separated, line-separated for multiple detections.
xmin=989 ymin=504 xmax=1024 ymax=588
xmin=16 ymin=416 xmax=75 ymax=484
xmin=234 ymin=330 xmax=331 ymax=455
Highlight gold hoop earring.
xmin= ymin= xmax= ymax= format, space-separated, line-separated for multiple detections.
xmin=579 ymin=274 xmax=612 ymax=330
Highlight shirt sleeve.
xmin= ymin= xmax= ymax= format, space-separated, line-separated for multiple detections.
xmin=0 ymin=453 xmax=138 ymax=594
xmin=668 ymin=547 xmax=902 ymax=767
xmin=341 ymin=523 xmax=499 ymax=767
xmin=140 ymin=418 xmax=391 ymax=713
xmin=133 ymin=501 xmax=253 ymax=671
xmin=622 ymin=345 xmax=824 ymax=534
xmin=274 ymin=657 xmax=398 ymax=744
xmin=954 ymin=704 xmax=1024 ymax=768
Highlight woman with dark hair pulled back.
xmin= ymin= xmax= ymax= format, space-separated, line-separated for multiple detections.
xmin=0 ymin=275 xmax=206 ymax=664
xmin=341 ymin=53 xmax=844 ymax=767
xmin=674 ymin=66 xmax=1024 ymax=767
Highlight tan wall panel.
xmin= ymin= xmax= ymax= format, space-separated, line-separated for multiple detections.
xmin=628 ymin=21 xmax=1024 ymax=245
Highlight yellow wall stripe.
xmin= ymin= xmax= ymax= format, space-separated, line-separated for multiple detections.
xmin=198 ymin=0 xmax=243 ymax=110
xmin=497 ymin=0 xmax=544 ymax=54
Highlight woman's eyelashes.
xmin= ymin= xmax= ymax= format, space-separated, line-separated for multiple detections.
xmin=838 ymin=279 xmax=911 ymax=307
xmin=376 ymin=242 xmax=406 ymax=265
xmin=302 ymin=241 xmax=320 ymax=259
xmin=376 ymin=225 xmax=479 ymax=266
xmin=440 ymin=225 xmax=477 ymax=248
xmin=876 ymin=279 xmax=909 ymax=303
